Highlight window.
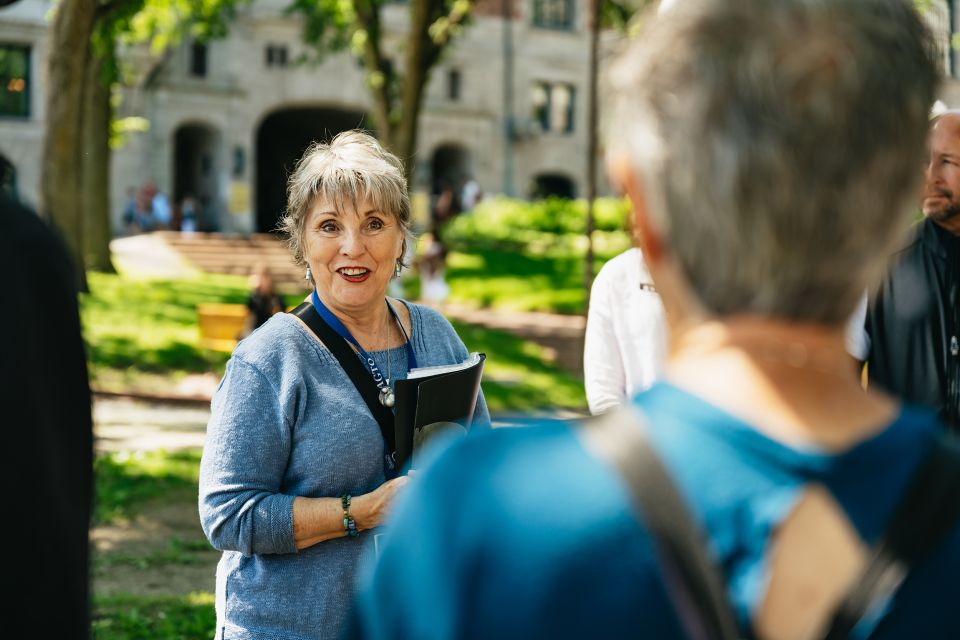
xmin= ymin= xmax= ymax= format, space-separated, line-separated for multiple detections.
xmin=531 ymin=81 xmax=575 ymax=134
xmin=190 ymin=42 xmax=208 ymax=77
xmin=0 ymin=45 xmax=30 ymax=118
xmin=533 ymin=0 xmax=574 ymax=30
xmin=447 ymin=69 xmax=461 ymax=101
xmin=266 ymin=44 xmax=289 ymax=68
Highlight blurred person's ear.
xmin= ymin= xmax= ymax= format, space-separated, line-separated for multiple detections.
xmin=607 ymin=149 xmax=665 ymax=266
xmin=607 ymin=149 xmax=708 ymax=335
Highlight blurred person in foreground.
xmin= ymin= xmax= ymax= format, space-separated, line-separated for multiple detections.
xmin=352 ymin=1 xmax=960 ymax=638
xmin=1 ymin=192 xmax=93 ymax=636
xmin=863 ymin=112 xmax=960 ymax=431
xmin=199 ymin=131 xmax=489 ymax=640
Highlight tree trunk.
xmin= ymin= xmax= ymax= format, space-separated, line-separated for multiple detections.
xmin=393 ymin=0 xmax=438 ymax=187
xmin=584 ymin=0 xmax=601 ymax=308
xmin=81 ymin=48 xmax=115 ymax=273
xmin=354 ymin=0 xmax=393 ymax=143
xmin=42 ymin=0 xmax=98 ymax=287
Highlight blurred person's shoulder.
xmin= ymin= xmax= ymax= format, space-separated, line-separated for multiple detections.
xmin=416 ymin=415 xmax=634 ymax=528
xmin=594 ymin=248 xmax=654 ymax=292
xmin=2 ymin=194 xmax=62 ymax=252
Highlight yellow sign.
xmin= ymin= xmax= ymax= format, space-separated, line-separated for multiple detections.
xmin=229 ymin=181 xmax=250 ymax=216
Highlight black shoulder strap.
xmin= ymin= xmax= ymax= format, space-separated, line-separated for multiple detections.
xmin=580 ymin=407 xmax=741 ymax=640
xmin=290 ymin=302 xmax=396 ymax=456
xmin=581 ymin=408 xmax=960 ymax=640
xmin=824 ymin=435 xmax=960 ymax=638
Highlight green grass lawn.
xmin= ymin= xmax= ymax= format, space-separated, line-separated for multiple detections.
xmin=441 ymin=232 xmax=630 ymax=315
xmin=82 ymin=270 xmax=585 ymax=413
xmin=94 ymin=449 xmax=202 ymax=524
xmin=92 ymin=593 xmax=215 ymax=640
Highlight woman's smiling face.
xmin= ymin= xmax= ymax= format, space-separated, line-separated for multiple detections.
xmin=303 ymin=197 xmax=404 ymax=318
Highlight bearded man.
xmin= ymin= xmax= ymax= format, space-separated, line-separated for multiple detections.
xmin=865 ymin=111 xmax=960 ymax=431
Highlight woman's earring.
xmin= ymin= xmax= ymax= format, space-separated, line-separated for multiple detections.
xmin=394 ymin=260 xmax=402 ymax=278
xmin=304 ymin=266 xmax=313 ymax=282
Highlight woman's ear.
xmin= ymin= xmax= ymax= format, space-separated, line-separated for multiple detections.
xmin=607 ymin=151 xmax=665 ymax=265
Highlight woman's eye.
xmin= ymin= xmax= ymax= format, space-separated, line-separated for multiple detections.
xmin=319 ymin=221 xmax=338 ymax=233
xmin=367 ymin=218 xmax=384 ymax=230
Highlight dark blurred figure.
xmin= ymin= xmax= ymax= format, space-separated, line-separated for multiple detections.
xmin=865 ymin=112 xmax=960 ymax=431
xmin=242 ymin=264 xmax=285 ymax=338
xmin=353 ymin=1 xmax=960 ymax=638
xmin=1 ymin=193 xmax=93 ymax=636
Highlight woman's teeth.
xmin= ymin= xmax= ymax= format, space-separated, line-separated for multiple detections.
xmin=339 ymin=268 xmax=369 ymax=276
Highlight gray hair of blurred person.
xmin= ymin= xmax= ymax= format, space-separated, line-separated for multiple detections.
xmin=282 ymin=130 xmax=414 ymax=269
xmin=607 ymin=0 xmax=939 ymax=324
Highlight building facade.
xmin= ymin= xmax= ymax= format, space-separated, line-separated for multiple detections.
xmin=0 ymin=0 xmax=619 ymax=234
xmin=2 ymin=0 xmax=959 ymax=234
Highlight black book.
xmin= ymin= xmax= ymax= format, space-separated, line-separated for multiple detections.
xmin=393 ymin=353 xmax=486 ymax=470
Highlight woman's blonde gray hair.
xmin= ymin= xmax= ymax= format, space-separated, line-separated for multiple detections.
xmin=281 ymin=130 xmax=412 ymax=268
xmin=607 ymin=0 xmax=939 ymax=324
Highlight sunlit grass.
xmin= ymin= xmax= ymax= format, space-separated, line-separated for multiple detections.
xmin=82 ymin=269 xmax=587 ymax=413
xmin=92 ymin=592 xmax=215 ymax=640
xmin=94 ymin=449 xmax=203 ymax=524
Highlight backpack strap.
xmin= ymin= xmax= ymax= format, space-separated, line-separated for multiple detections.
xmin=823 ymin=436 xmax=960 ymax=638
xmin=581 ymin=406 xmax=960 ymax=640
xmin=290 ymin=302 xmax=397 ymax=470
xmin=580 ymin=407 xmax=741 ymax=640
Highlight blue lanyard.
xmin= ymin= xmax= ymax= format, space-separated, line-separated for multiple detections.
xmin=310 ymin=291 xmax=418 ymax=391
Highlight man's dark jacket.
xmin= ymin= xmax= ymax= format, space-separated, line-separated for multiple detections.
xmin=866 ymin=218 xmax=960 ymax=431
xmin=1 ymin=193 xmax=93 ymax=636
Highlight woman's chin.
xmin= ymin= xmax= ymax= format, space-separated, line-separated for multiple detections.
xmin=323 ymin=285 xmax=388 ymax=312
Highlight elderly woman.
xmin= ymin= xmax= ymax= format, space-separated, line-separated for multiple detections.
xmin=199 ymin=130 xmax=489 ymax=640
xmin=352 ymin=1 xmax=960 ymax=638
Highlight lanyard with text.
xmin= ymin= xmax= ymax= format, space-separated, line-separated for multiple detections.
xmin=311 ymin=291 xmax=418 ymax=381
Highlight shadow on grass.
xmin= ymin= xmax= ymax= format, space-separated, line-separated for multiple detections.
xmin=87 ymin=336 xmax=227 ymax=373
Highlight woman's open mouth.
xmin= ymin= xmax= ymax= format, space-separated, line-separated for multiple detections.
xmin=337 ymin=267 xmax=371 ymax=283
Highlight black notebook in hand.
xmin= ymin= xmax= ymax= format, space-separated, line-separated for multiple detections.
xmin=393 ymin=352 xmax=485 ymax=470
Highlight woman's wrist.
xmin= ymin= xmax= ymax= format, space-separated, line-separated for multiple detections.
xmin=349 ymin=493 xmax=372 ymax=531
xmin=340 ymin=494 xmax=359 ymax=537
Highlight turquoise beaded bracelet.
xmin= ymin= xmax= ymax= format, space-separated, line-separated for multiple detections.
xmin=341 ymin=494 xmax=358 ymax=537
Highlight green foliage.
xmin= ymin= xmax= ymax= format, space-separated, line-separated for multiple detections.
xmin=113 ymin=0 xmax=248 ymax=51
xmin=94 ymin=449 xmax=203 ymax=524
xmin=286 ymin=0 xmax=360 ymax=59
xmin=92 ymin=592 xmax=215 ymax=640
xmin=445 ymin=196 xmax=631 ymax=242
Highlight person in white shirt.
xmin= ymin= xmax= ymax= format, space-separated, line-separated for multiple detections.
xmin=583 ymin=247 xmax=667 ymax=414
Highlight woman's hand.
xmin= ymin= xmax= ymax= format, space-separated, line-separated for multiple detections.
xmin=352 ymin=474 xmax=413 ymax=531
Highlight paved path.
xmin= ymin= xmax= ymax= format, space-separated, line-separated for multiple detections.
xmin=94 ymin=396 xmax=209 ymax=453
xmin=93 ymin=396 xmax=586 ymax=453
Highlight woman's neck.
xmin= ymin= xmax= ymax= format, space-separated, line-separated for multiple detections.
xmin=316 ymin=292 xmax=393 ymax=350
xmin=665 ymin=316 xmax=896 ymax=451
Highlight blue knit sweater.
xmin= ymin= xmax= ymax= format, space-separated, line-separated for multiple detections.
xmin=199 ymin=302 xmax=489 ymax=640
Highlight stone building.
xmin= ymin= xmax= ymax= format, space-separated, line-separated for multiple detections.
xmin=2 ymin=0 xmax=959 ymax=234
xmin=0 ymin=0 xmax=618 ymax=234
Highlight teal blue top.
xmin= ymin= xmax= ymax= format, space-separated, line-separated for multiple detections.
xmin=199 ymin=302 xmax=489 ymax=640
xmin=354 ymin=383 xmax=960 ymax=639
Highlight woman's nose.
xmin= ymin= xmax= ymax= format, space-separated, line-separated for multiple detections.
xmin=340 ymin=229 xmax=365 ymax=256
